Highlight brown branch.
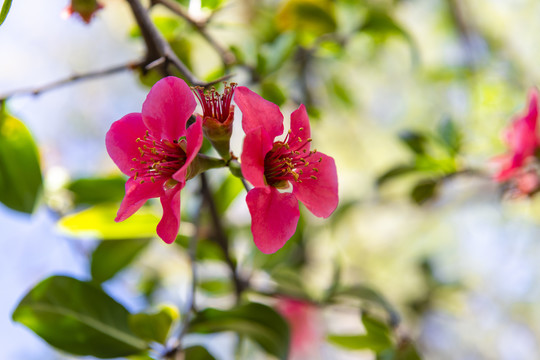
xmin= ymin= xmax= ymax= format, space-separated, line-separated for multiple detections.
xmin=200 ymin=172 xmax=246 ymax=302
xmin=0 ymin=60 xmax=144 ymax=100
xmin=152 ymin=0 xmax=236 ymax=67
xmin=126 ymin=0 xmax=206 ymax=86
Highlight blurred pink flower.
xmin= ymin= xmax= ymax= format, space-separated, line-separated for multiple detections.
xmin=276 ymin=298 xmax=322 ymax=359
xmin=62 ymin=0 xmax=103 ymax=24
xmin=235 ymin=86 xmax=339 ymax=254
xmin=106 ymin=77 xmax=202 ymax=244
xmin=494 ymin=88 xmax=540 ymax=182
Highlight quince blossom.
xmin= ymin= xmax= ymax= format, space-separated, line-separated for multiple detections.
xmin=106 ymin=77 xmax=202 ymax=244
xmin=235 ymin=87 xmax=339 ymax=253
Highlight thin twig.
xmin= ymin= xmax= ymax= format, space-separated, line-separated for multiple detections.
xmin=0 ymin=60 xmax=143 ymax=100
xmin=200 ymin=172 xmax=246 ymax=302
xmin=152 ymin=0 xmax=236 ymax=66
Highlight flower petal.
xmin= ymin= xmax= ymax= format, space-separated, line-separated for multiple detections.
xmin=524 ymin=87 xmax=539 ymax=130
xmin=246 ymin=187 xmax=300 ymax=254
xmin=142 ymin=76 xmax=197 ymax=141
xmin=105 ymin=113 xmax=147 ymax=175
xmin=289 ymin=104 xmax=311 ymax=151
xmin=235 ymin=86 xmax=284 ymax=139
xmin=241 ymin=127 xmax=274 ymax=188
xmin=173 ymin=116 xmax=203 ymax=183
xmin=292 ymin=152 xmax=338 ymax=218
xmin=156 ymin=185 xmax=182 ymax=244
xmin=116 ymin=178 xmax=164 ymax=222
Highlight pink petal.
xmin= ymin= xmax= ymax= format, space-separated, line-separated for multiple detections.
xmin=142 ymin=76 xmax=196 ymax=141
xmin=246 ymin=187 xmax=300 ymax=254
xmin=289 ymin=104 xmax=311 ymax=151
xmin=116 ymin=178 xmax=164 ymax=222
xmin=173 ymin=116 xmax=203 ymax=183
xmin=235 ymin=86 xmax=284 ymax=139
xmin=241 ymin=127 xmax=274 ymax=188
xmin=156 ymin=185 xmax=182 ymax=244
xmin=105 ymin=113 xmax=147 ymax=175
xmin=292 ymin=153 xmax=338 ymax=218
xmin=524 ymin=87 xmax=539 ymax=129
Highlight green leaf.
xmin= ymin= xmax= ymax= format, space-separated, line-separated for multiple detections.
xmin=0 ymin=112 xmax=42 ymax=213
xmin=213 ymin=174 xmax=244 ymax=215
xmin=58 ymin=204 xmax=160 ymax=240
xmin=376 ymin=165 xmax=418 ymax=187
xmin=12 ymin=275 xmax=148 ymax=358
xmin=328 ymin=334 xmax=392 ymax=352
xmin=184 ymin=345 xmax=217 ymax=360
xmin=129 ymin=305 xmax=179 ymax=345
xmin=91 ymin=239 xmax=150 ymax=283
xmin=199 ymin=279 xmax=232 ymax=296
xmin=410 ymin=178 xmax=439 ymax=205
xmin=0 ymin=0 xmax=12 ymax=26
xmin=201 ymin=0 xmax=224 ymax=10
xmin=67 ymin=177 xmax=126 ymax=206
xmin=189 ymin=302 xmax=290 ymax=360
xmin=261 ymin=81 xmax=287 ymax=107
xmin=437 ymin=117 xmax=462 ymax=155
xmin=327 ymin=313 xmax=393 ymax=352
xmin=277 ymin=0 xmax=336 ymax=38
xmin=331 ymin=285 xmax=400 ymax=326
xmin=398 ymin=130 xmax=427 ymax=154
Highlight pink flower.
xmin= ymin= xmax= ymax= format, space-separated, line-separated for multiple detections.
xmin=276 ymin=298 xmax=322 ymax=359
xmin=62 ymin=0 xmax=103 ymax=24
xmin=192 ymin=83 xmax=237 ymax=159
xmin=106 ymin=77 xmax=202 ymax=244
xmin=235 ymin=87 xmax=339 ymax=253
xmin=494 ymin=88 xmax=540 ymax=182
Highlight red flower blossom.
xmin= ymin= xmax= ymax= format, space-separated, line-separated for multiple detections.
xmin=192 ymin=83 xmax=237 ymax=159
xmin=276 ymin=298 xmax=322 ymax=359
xmin=494 ymin=88 xmax=540 ymax=182
xmin=235 ymin=86 xmax=339 ymax=253
xmin=62 ymin=0 xmax=103 ymax=24
xmin=106 ymin=77 xmax=202 ymax=244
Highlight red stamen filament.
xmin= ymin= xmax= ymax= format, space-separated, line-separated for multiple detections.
xmin=264 ymin=128 xmax=322 ymax=187
xmin=193 ymin=83 xmax=237 ymax=123
xmin=131 ymin=131 xmax=187 ymax=184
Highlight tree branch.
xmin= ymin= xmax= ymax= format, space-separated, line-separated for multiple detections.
xmin=200 ymin=172 xmax=246 ymax=302
xmin=125 ymin=0 xmax=206 ymax=86
xmin=152 ymin=0 xmax=236 ymax=67
xmin=0 ymin=60 xmax=143 ymax=100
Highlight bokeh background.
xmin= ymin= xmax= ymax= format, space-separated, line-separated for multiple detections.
xmin=2 ymin=0 xmax=540 ymax=359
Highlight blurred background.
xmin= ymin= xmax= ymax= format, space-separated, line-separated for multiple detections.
xmin=2 ymin=0 xmax=540 ymax=359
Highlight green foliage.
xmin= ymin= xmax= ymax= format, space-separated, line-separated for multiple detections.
xmin=377 ymin=119 xmax=464 ymax=204
xmin=213 ymin=174 xmax=244 ymax=214
xmin=0 ymin=0 xmax=12 ymax=26
xmin=199 ymin=278 xmax=232 ymax=296
xmin=12 ymin=276 xmax=148 ymax=358
xmin=410 ymin=178 xmax=439 ymax=205
xmin=277 ymin=0 xmax=337 ymax=40
xmin=189 ymin=302 xmax=290 ymax=360
xmin=67 ymin=176 xmax=126 ymax=206
xmin=128 ymin=305 xmax=179 ymax=345
xmin=91 ymin=239 xmax=151 ymax=283
xmin=330 ymin=285 xmax=400 ymax=326
xmin=184 ymin=345 xmax=217 ymax=359
xmin=58 ymin=204 xmax=160 ymax=239
xmin=0 ymin=109 xmax=42 ymax=213
xmin=328 ymin=313 xmax=393 ymax=351
xmin=261 ymin=81 xmax=287 ymax=107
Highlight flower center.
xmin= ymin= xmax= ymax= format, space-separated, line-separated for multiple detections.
xmin=264 ymin=129 xmax=322 ymax=188
xmin=130 ymin=130 xmax=187 ymax=184
xmin=192 ymin=83 xmax=237 ymax=123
